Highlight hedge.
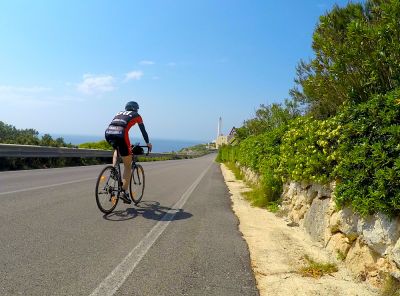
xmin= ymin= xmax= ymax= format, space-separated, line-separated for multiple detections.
xmin=218 ymin=88 xmax=400 ymax=216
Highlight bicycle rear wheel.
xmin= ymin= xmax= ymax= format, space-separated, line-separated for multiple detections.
xmin=95 ymin=165 xmax=119 ymax=214
xmin=129 ymin=164 xmax=145 ymax=204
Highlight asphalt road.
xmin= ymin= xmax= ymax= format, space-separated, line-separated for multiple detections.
xmin=0 ymin=154 xmax=258 ymax=296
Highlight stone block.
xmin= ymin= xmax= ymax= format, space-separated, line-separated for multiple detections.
xmin=312 ymin=183 xmax=332 ymax=199
xmin=358 ymin=213 xmax=400 ymax=256
xmin=282 ymin=183 xmax=290 ymax=196
xmin=291 ymin=204 xmax=309 ymax=223
xmin=326 ymin=233 xmax=351 ymax=258
xmin=303 ymin=197 xmax=331 ymax=242
xmin=327 ymin=197 xmax=337 ymax=217
xmin=331 ymin=207 xmax=359 ymax=240
xmin=305 ymin=186 xmax=318 ymax=204
xmin=293 ymin=193 xmax=306 ymax=210
xmin=345 ymin=238 xmax=378 ymax=278
xmin=286 ymin=182 xmax=298 ymax=198
xmin=391 ymin=238 xmax=400 ymax=268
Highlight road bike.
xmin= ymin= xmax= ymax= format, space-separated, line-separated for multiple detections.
xmin=95 ymin=144 xmax=149 ymax=214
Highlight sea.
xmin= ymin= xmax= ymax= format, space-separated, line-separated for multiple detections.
xmin=48 ymin=134 xmax=205 ymax=153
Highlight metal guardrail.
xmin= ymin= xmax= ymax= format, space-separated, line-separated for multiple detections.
xmin=0 ymin=144 xmax=188 ymax=158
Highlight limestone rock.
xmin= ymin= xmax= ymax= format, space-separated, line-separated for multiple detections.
xmin=329 ymin=212 xmax=341 ymax=234
xmin=326 ymin=197 xmax=337 ymax=218
xmin=293 ymin=193 xmax=306 ymax=210
xmin=326 ymin=232 xmax=351 ymax=258
xmin=305 ymin=186 xmax=318 ymax=204
xmin=345 ymin=238 xmax=378 ymax=278
xmin=240 ymin=166 xmax=260 ymax=186
xmin=311 ymin=183 xmax=331 ymax=199
xmin=282 ymin=183 xmax=290 ymax=196
xmin=391 ymin=238 xmax=400 ymax=268
xmin=358 ymin=213 xmax=400 ymax=256
xmin=286 ymin=182 xmax=298 ymax=199
xmin=303 ymin=197 xmax=331 ymax=242
xmin=330 ymin=207 xmax=359 ymax=240
xmin=391 ymin=269 xmax=400 ymax=280
xmin=290 ymin=204 xmax=308 ymax=223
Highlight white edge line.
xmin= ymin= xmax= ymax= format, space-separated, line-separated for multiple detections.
xmin=0 ymin=165 xmax=105 ymax=174
xmin=0 ymin=178 xmax=95 ymax=196
xmin=89 ymin=162 xmax=213 ymax=296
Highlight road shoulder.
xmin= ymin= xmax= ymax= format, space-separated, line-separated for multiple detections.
xmin=220 ymin=163 xmax=379 ymax=296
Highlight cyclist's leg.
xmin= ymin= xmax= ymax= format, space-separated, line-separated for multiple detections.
xmin=112 ymin=150 xmax=118 ymax=166
xmin=118 ymin=138 xmax=132 ymax=191
xmin=121 ymin=155 xmax=132 ymax=191
xmin=104 ymin=133 xmax=119 ymax=166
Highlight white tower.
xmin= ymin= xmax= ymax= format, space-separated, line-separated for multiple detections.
xmin=217 ymin=117 xmax=222 ymax=137
xmin=216 ymin=117 xmax=228 ymax=149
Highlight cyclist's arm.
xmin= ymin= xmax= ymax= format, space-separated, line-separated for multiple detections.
xmin=138 ymin=123 xmax=149 ymax=144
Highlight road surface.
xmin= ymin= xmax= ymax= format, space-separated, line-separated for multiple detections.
xmin=0 ymin=154 xmax=258 ymax=296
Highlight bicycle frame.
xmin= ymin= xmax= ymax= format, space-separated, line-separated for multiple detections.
xmin=95 ymin=144 xmax=149 ymax=213
xmin=113 ymin=145 xmax=148 ymax=192
xmin=112 ymin=147 xmax=124 ymax=195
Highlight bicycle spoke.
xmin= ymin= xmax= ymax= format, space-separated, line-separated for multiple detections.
xmin=129 ymin=165 xmax=145 ymax=204
xmin=95 ymin=166 xmax=120 ymax=213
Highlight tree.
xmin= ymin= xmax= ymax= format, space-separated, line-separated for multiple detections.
xmin=291 ymin=0 xmax=400 ymax=118
xmin=40 ymin=134 xmax=55 ymax=147
xmin=236 ymin=100 xmax=299 ymax=141
xmin=0 ymin=121 xmax=40 ymax=145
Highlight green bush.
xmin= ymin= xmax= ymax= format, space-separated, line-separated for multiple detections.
xmin=218 ymin=124 xmax=288 ymax=205
xmin=78 ymin=140 xmax=112 ymax=150
xmin=216 ymin=144 xmax=239 ymax=163
xmin=218 ymin=89 xmax=400 ymax=217
xmin=279 ymin=116 xmax=340 ymax=184
xmin=334 ymin=89 xmax=400 ymax=216
xmin=217 ymin=0 xmax=400 ymax=218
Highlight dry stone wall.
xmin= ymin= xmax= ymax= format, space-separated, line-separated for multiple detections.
xmin=237 ymin=165 xmax=400 ymax=286
xmin=281 ymin=181 xmax=400 ymax=286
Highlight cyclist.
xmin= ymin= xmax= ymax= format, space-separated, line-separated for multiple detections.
xmin=105 ymin=101 xmax=152 ymax=204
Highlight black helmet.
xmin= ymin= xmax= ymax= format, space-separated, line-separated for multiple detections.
xmin=125 ymin=101 xmax=139 ymax=111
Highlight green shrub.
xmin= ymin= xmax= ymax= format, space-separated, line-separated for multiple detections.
xmin=334 ymin=89 xmax=400 ymax=216
xmin=78 ymin=140 xmax=112 ymax=150
xmin=218 ymin=88 xmax=400 ymax=218
xmin=216 ymin=144 xmax=238 ymax=163
xmin=279 ymin=116 xmax=340 ymax=184
xmin=218 ymin=124 xmax=288 ymax=205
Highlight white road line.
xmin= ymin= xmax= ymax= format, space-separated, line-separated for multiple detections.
xmin=0 ymin=178 xmax=95 ymax=196
xmin=0 ymin=165 xmax=104 ymax=174
xmin=89 ymin=162 xmax=213 ymax=296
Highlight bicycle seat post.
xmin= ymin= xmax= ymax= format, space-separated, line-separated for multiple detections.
xmin=116 ymin=146 xmax=121 ymax=163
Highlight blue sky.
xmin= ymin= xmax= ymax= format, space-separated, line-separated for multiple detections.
xmin=0 ymin=0 xmax=351 ymax=142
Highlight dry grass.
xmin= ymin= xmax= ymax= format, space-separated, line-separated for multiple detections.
xmin=224 ymin=162 xmax=244 ymax=180
xmin=299 ymin=255 xmax=338 ymax=279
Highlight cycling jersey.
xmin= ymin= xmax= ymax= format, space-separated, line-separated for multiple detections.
xmin=105 ymin=110 xmax=149 ymax=156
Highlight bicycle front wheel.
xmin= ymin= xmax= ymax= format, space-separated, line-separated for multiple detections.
xmin=95 ymin=165 xmax=119 ymax=214
xmin=129 ymin=164 xmax=145 ymax=204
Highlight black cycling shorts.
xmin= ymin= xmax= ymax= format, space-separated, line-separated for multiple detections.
xmin=105 ymin=133 xmax=130 ymax=157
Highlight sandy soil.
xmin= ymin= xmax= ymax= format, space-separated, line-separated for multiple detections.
xmin=220 ymin=164 xmax=379 ymax=296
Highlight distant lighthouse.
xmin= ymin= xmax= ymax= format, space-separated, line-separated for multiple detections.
xmin=217 ymin=117 xmax=222 ymax=137
xmin=216 ymin=117 xmax=228 ymax=149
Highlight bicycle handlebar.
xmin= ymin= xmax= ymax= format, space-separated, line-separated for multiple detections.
xmin=131 ymin=145 xmax=151 ymax=156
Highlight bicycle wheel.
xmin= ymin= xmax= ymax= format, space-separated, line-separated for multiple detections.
xmin=129 ymin=164 xmax=145 ymax=204
xmin=95 ymin=165 xmax=119 ymax=214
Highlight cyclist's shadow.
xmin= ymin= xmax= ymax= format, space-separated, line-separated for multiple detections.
xmin=102 ymin=200 xmax=193 ymax=222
